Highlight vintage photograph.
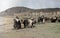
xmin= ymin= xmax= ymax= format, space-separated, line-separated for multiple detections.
xmin=0 ymin=0 xmax=60 ymax=38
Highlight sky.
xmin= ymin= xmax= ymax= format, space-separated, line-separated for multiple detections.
xmin=0 ymin=0 xmax=60 ymax=12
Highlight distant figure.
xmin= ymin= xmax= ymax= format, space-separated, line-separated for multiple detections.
xmin=44 ymin=17 xmax=50 ymax=22
xmin=28 ymin=19 xmax=33 ymax=28
xmin=23 ymin=18 xmax=29 ymax=28
xmin=13 ymin=16 xmax=21 ymax=29
xmin=38 ymin=17 xmax=41 ymax=23
xmin=50 ymin=16 xmax=57 ymax=23
xmin=42 ymin=15 xmax=45 ymax=23
xmin=31 ymin=18 xmax=36 ymax=24
xmin=38 ymin=15 xmax=45 ymax=23
xmin=57 ymin=17 xmax=60 ymax=22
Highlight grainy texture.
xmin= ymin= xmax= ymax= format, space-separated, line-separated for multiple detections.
xmin=4 ymin=23 xmax=60 ymax=38
xmin=0 ymin=17 xmax=60 ymax=38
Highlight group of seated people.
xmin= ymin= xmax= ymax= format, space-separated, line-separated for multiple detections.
xmin=38 ymin=15 xmax=60 ymax=23
xmin=13 ymin=15 xmax=60 ymax=30
xmin=13 ymin=16 xmax=35 ymax=30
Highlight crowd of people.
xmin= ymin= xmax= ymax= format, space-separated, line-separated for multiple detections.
xmin=13 ymin=15 xmax=60 ymax=30
xmin=13 ymin=16 xmax=35 ymax=30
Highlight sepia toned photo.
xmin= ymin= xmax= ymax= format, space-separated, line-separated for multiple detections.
xmin=0 ymin=0 xmax=60 ymax=38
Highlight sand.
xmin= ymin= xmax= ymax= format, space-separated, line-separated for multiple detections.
xmin=0 ymin=23 xmax=60 ymax=38
xmin=0 ymin=17 xmax=60 ymax=38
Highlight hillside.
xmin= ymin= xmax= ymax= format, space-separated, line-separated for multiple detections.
xmin=0 ymin=7 xmax=60 ymax=16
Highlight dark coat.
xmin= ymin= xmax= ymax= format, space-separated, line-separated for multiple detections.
xmin=50 ymin=17 xmax=57 ymax=23
xmin=13 ymin=19 xmax=21 ymax=29
xmin=23 ymin=19 xmax=29 ymax=28
xmin=38 ymin=16 xmax=45 ymax=23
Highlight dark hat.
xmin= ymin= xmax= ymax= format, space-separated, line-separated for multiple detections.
xmin=16 ymin=16 xmax=19 ymax=19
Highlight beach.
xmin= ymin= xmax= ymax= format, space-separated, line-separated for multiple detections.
xmin=0 ymin=17 xmax=60 ymax=38
xmin=4 ymin=23 xmax=60 ymax=38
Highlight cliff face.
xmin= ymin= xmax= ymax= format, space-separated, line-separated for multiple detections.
xmin=0 ymin=7 xmax=60 ymax=16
